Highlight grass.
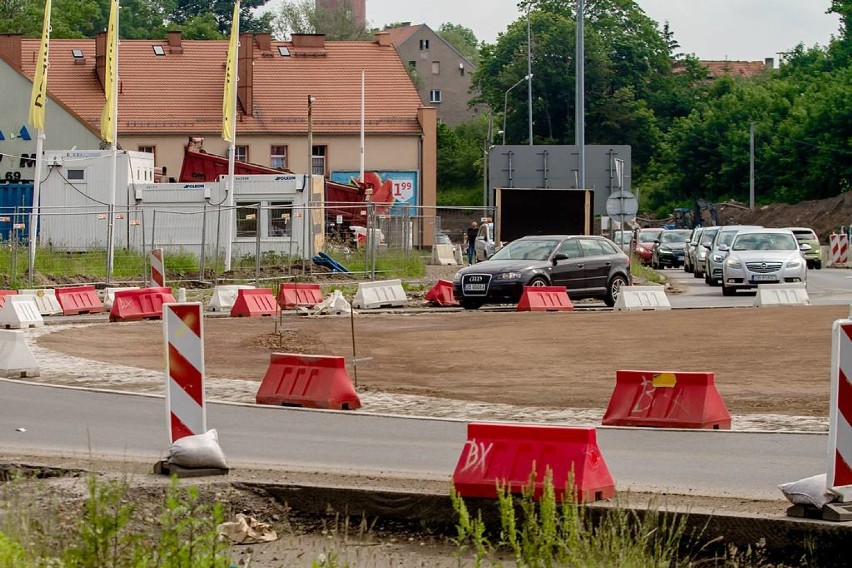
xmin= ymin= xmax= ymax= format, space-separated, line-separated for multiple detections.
xmin=630 ymin=258 xmax=665 ymax=284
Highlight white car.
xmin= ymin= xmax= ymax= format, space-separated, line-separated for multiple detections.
xmin=721 ymin=228 xmax=808 ymax=296
xmin=474 ymin=222 xmax=502 ymax=262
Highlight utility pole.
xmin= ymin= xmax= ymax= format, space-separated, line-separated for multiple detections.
xmin=749 ymin=122 xmax=755 ymax=209
xmin=527 ymin=6 xmax=533 ymax=145
xmin=576 ymin=0 xmax=585 ymax=189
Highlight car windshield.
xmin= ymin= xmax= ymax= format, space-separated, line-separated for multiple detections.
xmin=700 ymin=229 xmax=718 ymax=245
xmin=719 ymin=230 xmax=739 ymax=247
xmin=489 ymin=239 xmax=560 ymax=261
xmin=660 ymin=231 xmax=689 ymax=243
xmin=614 ymin=231 xmax=631 ymax=244
xmin=791 ymin=230 xmax=817 ymax=241
xmin=732 ymin=232 xmax=798 ymax=251
xmin=638 ymin=230 xmax=662 ymax=243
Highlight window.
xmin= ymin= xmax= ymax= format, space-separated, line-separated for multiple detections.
xmin=556 ymin=239 xmax=582 ymax=259
xmin=419 ymin=39 xmax=429 ymax=50
xmin=459 ymin=65 xmax=465 ymax=76
xmin=278 ymin=46 xmax=291 ymax=57
xmin=67 ymin=169 xmax=85 ymax=180
xmin=236 ymin=202 xmax=259 ymax=237
xmin=71 ymin=48 xmax=84 ymax=59
xmin=270 ymin=145 xmax=287 ymax=170
xmin=429 ymin=90 xmax=442 ymax=103
xmin=431 ymin=61 xmax=440 ymax=75
xmin=138 ymin=146 xmax=155 ymax=163
xmin=268 ymin=202 xmax=293 ymax=237
xmin=311 ymin=145 xmax=327 ymax=176
xmin=579 ymin=239 xmax=607 ymax=257
xmin=407 ymin=60 xmax=416 ymax=70
xmin=152 ymin=45 xmax=165 ymax=56
xmin=235 ymin=145 xmax=248 ymax=162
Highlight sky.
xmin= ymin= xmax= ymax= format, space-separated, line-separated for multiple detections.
xmin=358 ymin=0 xmax=842 ymax=62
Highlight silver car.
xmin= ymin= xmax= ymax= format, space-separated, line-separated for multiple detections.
xmin=721 ymin=228 xmax=808 ymax=296
xmin=683 ymin=227 xmax=705 ymax=273
xmin=692 ymin=227 xmax=718 ymax=279
xmin=704 ymin=225 xmax=761 ymax=286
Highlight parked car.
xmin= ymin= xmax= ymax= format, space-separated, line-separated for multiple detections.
xmin=474 ymin=222 xmax=502 ymax=262
xmin=704 ymin=225 xmax=761 ymax=286
xmin=650 ymin=229 xmax=691 ymax=269
xmin=692 ymin=227 xmax=719 ymax=279
xmin=721 ymin=228 xmax=808 ymax=296
xmin=683 ymin=227 xmax=704 ymax=273
xmin=613 ymin=230 xmax=633 ymax=254
xmin=453 ymin=235 xmax=631 ymax=309
xmin=632 ymin=228 xmax=665 ymax=265
xmin=788 ymin=227 xmax=822 ymax=269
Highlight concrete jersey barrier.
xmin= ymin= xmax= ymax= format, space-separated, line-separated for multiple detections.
xmin=754 ymin=283 xmax=811 ymax=307
xmin=430 ymin=244 xmax=458 ymax=266
xmin=18 ymin=289 xmax=63 ymax=316
xmin=614 ymin=286 xmax=671 ymax=311
xmin=353 ymin=279 xmax=408 ymax=309
xmin=208 ymin=285 xmax=256 ymax=312
xmin=0 ymin=296 xmax=44 ymax=329
xmin=0 ymin=329 xmax=40 ymax=378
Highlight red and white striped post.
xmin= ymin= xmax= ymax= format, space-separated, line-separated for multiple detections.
xmin=830 ymin=233 xmax=849 ymax=268
xmin=151 ymin=247 xmax=165 ymax=287
xmin=828 ymin=319 xmax=852 ymax=500
xmin=164 ymin=302 xmax=206 ymax=443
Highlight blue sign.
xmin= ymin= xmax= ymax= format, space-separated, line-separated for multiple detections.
xmin=330 ymin=171 xmax=418 ymax=216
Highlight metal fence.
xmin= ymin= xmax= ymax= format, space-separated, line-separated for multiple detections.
xmin=0 ymin=203 xmax=498 ymax=288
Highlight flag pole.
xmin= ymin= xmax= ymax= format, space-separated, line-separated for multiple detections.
xmin=223 ymin=1 xmax=240 ymax=273
xmin=359 ymin=70 xmax=365 ymax=185
xmin=104 ymin=0 xmax=119 ymax=284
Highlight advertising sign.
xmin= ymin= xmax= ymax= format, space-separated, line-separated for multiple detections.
xmin=330 ymin=171 xmax=418 ymax=216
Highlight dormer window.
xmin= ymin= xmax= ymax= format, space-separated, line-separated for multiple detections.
xmin=152 ymin=45 xmax=165 ymax=56
xmin=278 ymin=46 xmax=291 ymax=57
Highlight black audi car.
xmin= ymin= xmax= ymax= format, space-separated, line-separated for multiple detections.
xmin=452 ymin=235 xmax=631 ymax=309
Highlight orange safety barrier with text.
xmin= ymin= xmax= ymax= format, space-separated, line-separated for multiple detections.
xmin=55 ymin=285 xmax=105 ymax=315
xmin=452 ymin=423 xmax=615 ymax=503
xmin=109 ymin=287 xmax=176 ymax=322
xmin=517 ymin=286 xmax=574 ymax=312
xmin=602 ymin=370 xmax=731 ymax=429
xmin=424 ymin=280 xmax=459 ymax=307
xmin=231 ymin=288 xmax=279 ymax=317
xmin=255 ymin=353 xmax=361 ymax=410
xmin=276 ymin=283 xmax=324 ymax=309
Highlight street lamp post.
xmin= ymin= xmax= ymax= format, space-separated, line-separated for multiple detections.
xmin=527 ymin=5 xmax=533 ymax=145
xmin=502 ymin=75 xmax=530 ymax=145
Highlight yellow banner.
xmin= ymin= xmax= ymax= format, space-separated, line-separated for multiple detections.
xmin=28 ymin=0 xmax=51 ymax=131
xmin=222 ymin=0 xmax=240 ymax=143
xmin=100 ymin=0 xmax=118 ymax=143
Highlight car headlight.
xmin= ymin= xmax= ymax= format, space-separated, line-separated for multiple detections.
xmin=697 ymin=250 xmax=707 ymax=260
xmin=452 ymin=271 xmax=462 ymax=283
xmin=496 ymin=272 xmax=523 ymax=280
xmin=787 ymin=260 xmax=801 ymax=269
xmin=726 ymin=258 xmax=742 ymax=269
xmin=712 ymin=254 xmax=724 ymax=262
xmin=660 ymin=246 xmax=671 ymax=252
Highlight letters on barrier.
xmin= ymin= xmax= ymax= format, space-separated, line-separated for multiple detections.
xmin=277 ymin=283 xmax=323 ymax=309
xmin=0 ymin=296 xmax=44 ymax=329
xmin=208 ymin=285 xmax=256 ymax=312
xmin=424 ymin=280 xmax=459 ymax=307
xmin=517 ymin=286 xmax=573 ymax=312
xmin=0 ymin=329 xmax=40 ymax=378
xmin=452 ymin=423 xmax=615 ymax=503
xmin=55 ymin=285 xmax=105 ymax=315
xmin=353 ymin=279 xmax=407 ymax=309
xmin=19 ymin=289 xmax=63 ymax=315
xmin=614 ymin=286 xmax=671 ymax=311
xmin=256 ymin=353 xmax=361 ymax=410
xmin=754 ymin=283 xmax=811 ymax=307
xmin=231 ymin=288 xmax=279 ymax=317
xmin=602 ymin=370 xmax=731 ymax=429
xmin=103 ymin=287 xmax=141 ymax=310
xmin=110 ymin=287 xmax=176 ymax=322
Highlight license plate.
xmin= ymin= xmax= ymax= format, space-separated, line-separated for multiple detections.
xmin=751 ymin=274 xmax=778 ymax=282
xmin=464 ymin=284 xmax=486 ymax=292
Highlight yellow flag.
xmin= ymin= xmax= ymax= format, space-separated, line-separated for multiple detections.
xmin=28 ymin=0 xmax=51 ymax=131
xmin=222 ymin=0 xmax=240 ymax=143
xmin=100 ymin=0 xmax=118 ymax=143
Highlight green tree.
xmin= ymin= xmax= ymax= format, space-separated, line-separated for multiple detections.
xmin=169 ymin=0 xmax=272 ymax=36
xmin=273 ymin=0 xmax=371 ymax=40
xmin=438 ymin=22 xmax=479 ymax=63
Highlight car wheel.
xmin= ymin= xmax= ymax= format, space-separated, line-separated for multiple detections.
xmin=460 ymin=300 xmax=483 ymax=310
xmin=684 ymin=262 xmax=692 ymax=273
xmin=605 ymin=275 xmax=628 ymax=307
xmin=722 ymin=284 xmax=736 ymax=296
xmin=815 ymin=260 xmax=822 ymax=270
xmin=705 ymin=273 xmax=712 ymax=285
xmin=527 ymin=276 xmax=548 ymax=287
xmin=693 ymin=270 xmax=702 ymax=279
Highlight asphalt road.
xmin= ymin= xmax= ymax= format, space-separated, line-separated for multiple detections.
xmin=0 ymin=380 xmax=827 ymax=501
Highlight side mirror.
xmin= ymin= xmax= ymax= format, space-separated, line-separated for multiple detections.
xmin=653 ymin=240 xmax=660 ymax=244
xmin=800 ymin=243 xmax=812 ymax=251
xmin=552 ymin=253 xmax=569 ymax=263
xmin=718 ymin=244 xmax=730 ymax=252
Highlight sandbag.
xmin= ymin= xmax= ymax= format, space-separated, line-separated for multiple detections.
xmin=167 ymin=429 xmax=228 ymax=469
xmin=779 ymin=473 xmax=836 ymax=508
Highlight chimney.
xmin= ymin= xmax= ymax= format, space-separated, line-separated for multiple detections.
xmin=167 ymin=30 xmax=183 ymax=54
xmin=238 ymin=32 xmax=253 ymax=116
xmin=0 ymin=34 xmax=23 ymax=70
xmin=255 ymin=32 xmax=273 ymax=56
xmin=764 ymin=57 xmax=774 ymax=70
xmin=95 ymin=31 xmax=107 ymax=91
xmin=291 ymin=34 xmax=326 ymax=49
xmin=374 ymin=31 xmax=391 ymax=47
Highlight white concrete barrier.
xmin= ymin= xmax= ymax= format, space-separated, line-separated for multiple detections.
xmin=431 ymin=244 xmax=458 ymax=266
xmin=18 ymin=289 xmax=62 ymax=315
xmin=754 ymin=283 xmax=811 ymax=307
xmin=0 ymin=296 xmax=44 ymax=329
xmin=0 ymin=330 xmax=40 ymax=378
xmin=353 ymin=279 xmax=407 ymax=309
xmin=208 ymin=285 xmax=256 ymax=312
xmin=614 ymin=285 xmax=671 ymax=311
xmin=103 ymin=287 xmax=140 ymax=310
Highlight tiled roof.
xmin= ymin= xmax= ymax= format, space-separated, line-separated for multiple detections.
xmin=382 ymin=24 xmax=421 ymax=47
xmin=700 ymin=60 xmax=769 ymax=79
xmin=18 ymin=36 xmax=424 ymax=136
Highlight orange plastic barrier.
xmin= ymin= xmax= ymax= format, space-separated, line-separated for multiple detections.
xmin=276 ymin=283 xmax=323 ymax=309
xmin=231 ymin=288 xmax=279 ymax=317
xmin=109 ymin=287 xmax=176 ymax=322
xmin=452 ymin=423 xmax=615 ymax=503
xmin=517 ymin=286 xmax=573 ymax=312
xmin=55 ymin=285 xmax=105 ymax=315
xmin=0 ymin=290 xmax=18 ymax=309
xmin=602 ymin=370 xmax=731 ymax=429
xmin=424 ymin=280 xmax=459 ymax=307
xmin=255 ymin=353 xmax=361 ymax=410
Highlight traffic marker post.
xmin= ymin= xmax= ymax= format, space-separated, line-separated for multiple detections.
xmin=151 ymin=248 xmax=165 ymax=287
xmin=164 ymin=303 xmax=206 ymax=443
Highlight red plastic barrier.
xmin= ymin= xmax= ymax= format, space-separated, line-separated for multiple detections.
xmin=277 ymin=283 xmax=323 ymax=309
xmin=424 ymin=280 xmax=459 ymax=307
xmin=0 ymin=290 xmax=18 ymax=309
xmin=602 ymin=370 xmax=731 ymax=429
xmin=452 ymin=423 xmax=615 ymax=503
xmin=231 ymin=288 xmax=279 ymax=317
xmin=109 ymin=287 xmax=176 ymax=322
xmin=255 ymin=353 xmax=361 ymax=410
xmin=517 ymin=286 xmax=573 ymax=312
xmin=55 ymin=285 xmax=105 ymax=315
